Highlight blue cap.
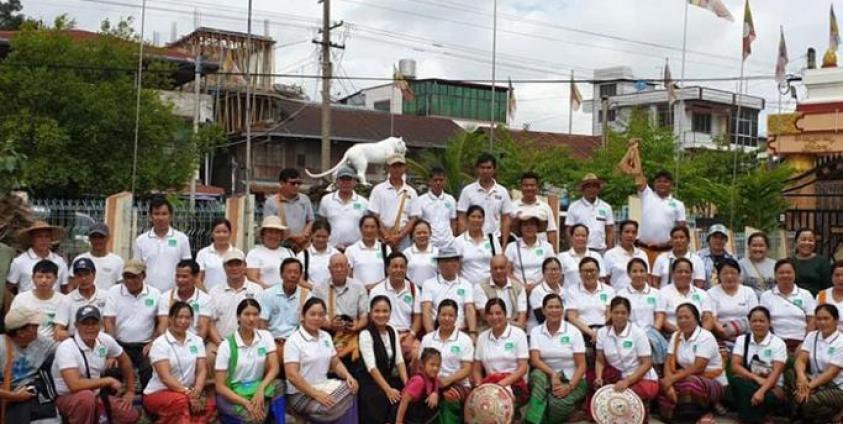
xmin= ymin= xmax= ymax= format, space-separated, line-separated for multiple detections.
xmin=75 ymin=305 xmax=101 ymax=322
xmin=72 ymin=257 xmax=96 ymax=274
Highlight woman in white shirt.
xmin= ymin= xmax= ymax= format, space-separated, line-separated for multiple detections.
xmin=285 ymin=297 xmax=359 ymax=423
xmin=739 ymin=232 xmax=776 ymax=296
xmin=472 ymin=298 xmax=530 ymax=408
xmin=623 ymin=258 xmax=668 ymax=366
xmin=453 ymin=205 xmax=501 ymax=285
xmin=728 ymin=305 xmax=787 ymax=424
xmin=558 ymin=224 xmax=606 ymax=287
xmin=144 ymin=301 xmax=215 ymax=422
xmin=707 ymin=258 xmax=759 ymax=349
xmin=402 ymin=220 xmax=438 ymax=288
xmin=526 ymin=293 xmax=587 ymax=423
xmin=196 ymin=218 xmax=241 ymax=292
xmin=650 ymin=226 xmax=705 ymax=289
xmin=527 ymin=257 xmax=566 ymax=332
xmin=357 ymin=295 xmax=408 ymax=423
xmin=593 ymin=297 xmax=659 ymax=410
xmin=759 ymin=258 xmax=816 ymax=353
xmin=214 ymin=299 xmax=284 ymax=423
xmin=565 ymin=257 xmax=615 ymax=369
xmin=661 ymin=258 xmax=714 ymax=334
xmin=246 ymin=216 xmax=295 ymax=288
xmin=793 ymin=304 xmax=843 ymax=424
xmin=345 ymin=214 xmax=391 ymax=287
xmin=505 ymin=210 xmax=554 ymax=289
xmin=816 ymin=261 xmax=843 ymax=332
xmin=297 ymin=219 xmax=340 ymax=288
xmin=658 ymin=303 xmax=727 ymax=423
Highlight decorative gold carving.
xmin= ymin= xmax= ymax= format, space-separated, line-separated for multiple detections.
xmin=768 ymin=113 xmax=802 ymax=135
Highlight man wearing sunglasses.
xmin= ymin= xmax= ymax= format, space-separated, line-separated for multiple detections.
xmin=263 ymin=168 xmax=314 ymax=252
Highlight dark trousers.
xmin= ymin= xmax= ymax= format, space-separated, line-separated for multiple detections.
xmin=118 ymin=341 xmax=152 ymax=393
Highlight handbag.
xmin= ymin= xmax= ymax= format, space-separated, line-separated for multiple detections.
xmin=226 ymin=335 xmax=276 ymax=399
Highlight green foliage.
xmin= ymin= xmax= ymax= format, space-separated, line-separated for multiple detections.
xmin=0 ymin=18 xmax=197 ymax=197
xmin=0 ymin=138 xmax=25 ymax=193
xmin=0 ymin=0 xmax=24 ymax=30
xmin=406 ymin=130 xmax=484 ymax=194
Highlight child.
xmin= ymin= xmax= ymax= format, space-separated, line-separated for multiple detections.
xmin=396 ymin=347 xmax=441 ymax=424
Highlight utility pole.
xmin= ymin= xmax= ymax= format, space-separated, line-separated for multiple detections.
xmin=314 ymin=0 xmax=344 ymax=171
xmin=601 ymin=96 xmax=609 ymax=149
xmin=189 ymin=54 xmax=202 ymax=211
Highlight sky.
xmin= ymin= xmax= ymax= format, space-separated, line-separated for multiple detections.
xmin=22 ymin=0 xmax=841 ymax=135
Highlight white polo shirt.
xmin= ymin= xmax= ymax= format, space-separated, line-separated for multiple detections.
xmin=473 ymin=279 xmax=527 ymax=319
xmin=368 ymin=181 xmax=418 ymax=231
xmin=817 ymin=288 xmax=843 ymax=332
xmin=318 ymin=191 xmax=368 ymax=249
xmin=505 ymin=240 xmax=555 ymax=285
xmin=215 ymin=329 xmax=276 ymax=385
xmin=668 ymin=326 xmax=726 ymax=385
xmin=196 ymin=245 xmax=242 ymax=292
xmin=54 ymin=288 xmax=107 ymax=336
xmin=564 ymin=197 xmax=614 ymax=250
xmin=208 ymin=280 xmax=264 ymax=339
xmin=759 ymin=286 xmax=816 ymax=341
xmin=566 ymin=282 xmax=615 ymax=327
xmin=297 ymin=245 xmax=340 ymax=287
xmin=157 ymin=288 xmax=213 ymax=335
xmin=133 ymin=227 xmax=191 ymax=293
xmin=410 ymin=191 xmax=457 ymax=248
xmin=529 ymin=321 xmax=585 ymax=379
xmin=103 ymin=283 xmax=161 ymax=343
xmin=621 ymin=285 xmax=665 ymax=329
xmin=71 ymin=252 xmax=124 ymax=291
xmin=7 ymin=248 xmax=69 ymax=292
xmin=731 ymin=332 xmax=787 ymax=387
xmin=454 ymin=232 xmax=501 ymax=285
xmin=144 ymin=330 xmax=206 ymax=395
xmin=707 ymin=285 xmax=758 ymax=323
xmin=603 ymin=246 xmax=648 ymax=291
xmin=245 ymin=244 xmax=295 ymax=288
xmin=661 ymin=284 xmax=712 ymax=328
xmin=345 ymin=240 xmax=390 ymax=286
xmin=801 ymin=330 xmax=843 ymax=387
xmin=511 ymin=198 xmax=558 ymax=243
xmin=557 ymin=249 xmax=607 ymax=288
xmin=596 ymin=323 xmax=657 ymax=380
xmin=638 ymin=186 xmax=686 ymax=246
xmin=369 ymin=280 xmax=421 ymax=331
xmin=475 ymin=324 xmax=529 ymax=376
xmin=283 ymin=328 xmax=336 ymax=394
xmin=52 ymin=332 xmax=124 ymax=395
xmin=403 ymin=244 xmax=438 ymax=288
xmin=651 ymin=251 xmax=706 ymax=288
xmin=421 ymin=275 xmax=474 ymax=329
xmin=527 ymin=282 xmax=566 ymax=332
xmin=9 ymin=290 xmax=65 ymax=340
xmin=419 ymin=328 xmax=474 ymax=386
xmin=457 ymin=180 xmax=514 ymax=236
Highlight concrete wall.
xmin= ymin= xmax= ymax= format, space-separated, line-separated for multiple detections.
xmin=158 ymin=90 xmax=214 ymax=122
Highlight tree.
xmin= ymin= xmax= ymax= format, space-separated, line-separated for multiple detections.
xmin=0 ymin=0 xmax=24 ymax=30
xmin=0 ymin=18 xmax=198 ymax=197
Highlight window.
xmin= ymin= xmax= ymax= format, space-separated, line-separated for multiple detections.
xmin=296 ymin=154 xmax=306 ymax=168
xmin=730 ymin=109 xmax=759 ymax=147
xmin=657 ymin=104 xmax=673 ymax=129
xmin=597 ymin=109 xmax=617 ymax=123
xmin=692 ymin=112 xmax=712 ymax=134
xmin=599 ymin=84 xmax=617 ymax=98
xmin=373 ymin=100 xmax=390 ymax=112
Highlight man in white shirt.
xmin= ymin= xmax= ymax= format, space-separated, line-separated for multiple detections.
xmin=511 ymin=171 xmax=558 ymax=252
xmin=55 ymin=257 xmax=108 ymax=341
xmin=156 ymin=259 xmax=212 ymax=340
xmin=564 ymin=173 xmax=614 ymax=253
xmin=410 ymin=167 xmax=457 ymax=249
xmin=632 ymin=169 xmax=687 ymax=266
xmin=458 ymin=153 xmax=514 ymax=245
xmin=208 ymin=250 xmax=264 ymax=346
xmin=9 ymin=259 xmax=66 ymax=340
xmin=71 ymin=222 xmax=124 ymax=291
xmin=317 ymin=165 xmax=368 ymax=250
xmin=263 ymin=168 xmax=315 ymax=251
xmin=368 ymin=153 xmax=418 ymax=251
xmin=7 ymin=221 xmax=69 ymax=293
xmin=474 ymin=255 xmax=527 ymax=330
xmin=420 ymin=246 xmax=478 ymax=338
xmin=133 ymin=196 xmax=192 ymax=293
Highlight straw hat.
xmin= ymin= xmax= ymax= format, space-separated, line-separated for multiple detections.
xmin=17 ymin=221 xmax=65 ymax=245
xmin=576 ymin=173 xmax=606 ymax=191
xmin=259 ymin=215 xmax=287 ymax=235
xmin=512 ymin=208 xmax=549 ymax=237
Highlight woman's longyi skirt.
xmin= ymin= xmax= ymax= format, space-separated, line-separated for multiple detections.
xmin=657 ymin=375 xmax=725 ymax=422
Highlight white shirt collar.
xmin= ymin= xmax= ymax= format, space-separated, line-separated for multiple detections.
xmin=488 ymin=324 xmax=513 ymax=341
xmin=147 ymin=227 xmax=175 ymax=239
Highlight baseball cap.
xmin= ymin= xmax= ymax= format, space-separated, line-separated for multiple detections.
xmin=123 ymin=259 xmax=146 ymax=275
xmin=75 ymin=305 xmax=102 ymax=322
xmin=88 ymin=222 xmax=110 ymax=237
xmin=386 ymin=153 xmax=406 ymax=166
xmin=707 ymin=224 xmax=729 ymax=239
xmin=336 ymin=165 xmax=357 ymax=179
xmin=223 ymin=249 xmax=246 ymax=263
xmin=72 ymin=257 xmax=96 ymax=274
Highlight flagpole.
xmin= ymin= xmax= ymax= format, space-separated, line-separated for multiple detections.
xmin=489 ymin=0 xmax=497 ymax=151
xmin=568 ymin=70 xmax=574 ymax=135
xmin=677 ymin=0 xmax=689 ymax=151
xmin=729 ymin=58 xmax=746 ymax=230
xmin=130 ymin=0 xmax=147 ymax=196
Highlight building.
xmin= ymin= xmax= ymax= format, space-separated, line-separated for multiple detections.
xmin=583 ymin=66 xmax=765 ymax=150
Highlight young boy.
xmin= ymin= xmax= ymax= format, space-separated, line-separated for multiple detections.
xmin=9 ymin=260 xmax=66 ymax=340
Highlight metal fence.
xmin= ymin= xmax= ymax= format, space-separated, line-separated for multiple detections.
xmin=134 ymin=199 xmax=227 ymax=257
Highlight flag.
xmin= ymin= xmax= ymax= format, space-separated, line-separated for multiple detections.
xmin=507 ymin=78 xmax=517 ymax=118
xmin=775 ymin=26 xmax=788 ymax=85
xmin=832 ymin=4 xmax=841 ymax=52
xmin=221 ymin=48 xmax=246 ymax=86
xmin=569 ymin=74 xmax=582 ymax=112
xmin=688 ymin=0 xmax=735 ymax=22
xmin=393 ymin=66 xmax=416 ymax=102
xmin=742 ymin=0 xmax=756 ymax=61
xmin=664 ymin=60 xmax=676 ymax=102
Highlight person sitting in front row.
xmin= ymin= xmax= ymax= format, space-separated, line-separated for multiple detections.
xmin=396 ymin=347 xmax=442 ymax=424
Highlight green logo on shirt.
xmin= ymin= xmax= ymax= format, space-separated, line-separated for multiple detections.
xmin=376 ymin=251 xmax=383 ymax=259
xmin=257 ymin=347 xmax=267 ymax=357
xmin=622 ymin=340 xmax=633 ymax=349
xmin=646 ymin=297 xmax=656 ymax=306
xmin=353 ymin=203 xmax=362 ymax=210
xmin=535 ymin=248 xmax=544 ymax=256
xmin=504 ymin=342 xmax=514 ymax=351
xmin=763 ymin=348 xmax=772 ymax=357
xmin=484 ymin=242 xmax=492 ymax=250
xmin=599 ymin=293 xmax=608 ymax=303
xmin=560 ymin=336 xmax=570 ymax=345
xmin=599 ymin=208 xmax=608 ymax=217
xmin=830 ymin=347 xmax=836 ymax=356
xmin=403 ymin=294 xmax=413 ymax=305
xmin=168 ymin=238 xmax=177 ymax=247
xmin=794 ymin=299 xmax=803 ymax=307
xmin=445 ymin=202 xmax=453 ymax=209
xmin=450 ymin=346 xmax=460 ymax=354
xmin=189 ymin=345 xmax=198 ymax=354
xmin=324 ymin=340 xmax=330 ymax=348
xmin=691 ymin=294 xmax=701 ymax=303
xmin=98 ymin=346 xmax=107 ymax=358
xmin=145 ymin=298 xmax=155 ymax=307
xmin=692 ymin=344 xmax=698 ymax=353
xmin=191 ymin=301 xmax=199 ymax=311
xmin=457 ymin=288 xmax=465 ymax=297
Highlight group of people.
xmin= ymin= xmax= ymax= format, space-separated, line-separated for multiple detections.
xmin=0 ymin=148 xmax=841 ymax=424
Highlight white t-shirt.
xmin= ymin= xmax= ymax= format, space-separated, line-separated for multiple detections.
xmin=637 ymin=186 xmax=686 ymax=245
xmin=345 ymin=240 xmax=390 ymax=286
xmin=529 ymin=321 xmax=585 ymax=379
xmin=369 ymin=280 xmax=421 ymax=332
xmin=368 ymin=181 xmax=418 ymax=231
xmin=283 ymin=328 xmax=336 ymax=394
xmin=566 ymin=282 xmax=615 ymax=327
xmin=564 ymin=197 xmax=614 ymax=250
xmin=403 ymin=244 xmax=438 ymax=288
xmin=133 ymin=227 xmax=192 ymax=293
xmin=511 ymin=198 xmax=558 ymax=243
xmin=454 ymin=232 xmax=501 ymax=285
xmin=410 ymin=191 xmax=457 ymax=248
xmin=620 ymin=285 xmax=665 ymax=329
xmin=707 ymin=285 xmax=758 ymax=323
xmin=9 ymin=290 xmax=65 ymax=340
xmin=668 ymin=327 xmax=727 ymax=385
xmin=419 ymin=329 xmax=474 ymax=386
xmin=318 ymin=191 xmax=369 ymax=249
xmin=420 ymin=275 xmax=474 ymax=329
xmin=596 ymin=323 xmax=657 ymax=380
xmin=246 ymin=244 xmax=295 ymax=288
xmin=759 ymin=286 xmax=816 ymax=341
xmin=527 ymin=282 xmax=566 ymax=332
xmin=297 ymin=245 xmax=340 ymax=287
xmin=196 ymin=245 xmax=242 ymax=292
xmin=71 ymin=252 xmax=124 ymax=291
xmin=475 ymin=324 xmax=529 ymax=376
xmin=731 ymin=332 xmax=787 ymax=387
xmin=660 ymin=284 xmax=712 ymax=328
xmin=208 ymin=281 xmax=264 ymax=339
xmin=215 ymin=329 xmax=276 ymax=385
xmin=103 ymin=284 xmax=162 ymax=343
xmin=505 ymin=240 xmax=555 ymax=285
xmin=651 ymin=251 xmax=706 ymax=288
xmin=557 ymin=249 xmax=607 ymax=288
xmin=52 ymin=332 xmax=123 ymax=395
xmin=144 ymin=330 xmax=206 ymax=394
xmin=817 ymin=288 xmax=843 ymax=332
xmin=603 ymin=246 xmax=648 ymax=291
xmin=157 ymin=288 xmax=213 ymax=335
xmin=54 ymin=288 xmax=108 ymax=336
xmin=457 ymin=180 xmax=514 ymax=236
xmin=801 ymin=330 xmax=843 ymax=387
xmin=7 ymin=249 xmax=69 ymax=292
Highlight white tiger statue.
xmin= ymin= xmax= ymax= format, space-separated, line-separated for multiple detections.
xmin=305 ymin=136 xmax=407 ymax=186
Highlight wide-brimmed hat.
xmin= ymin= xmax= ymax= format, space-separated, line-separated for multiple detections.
xmin=434 ymin=245 xmax=462 ymax=261
xmin=4 ymin=307 xmax=42 ymax=331
xmin=17 ymin=221 xmax=65 ymax=245
xmin=259 ymin=215 xmax=287 ymax=235
xmin=576 ymin=173 xmax=606 ymax=191
xmin=512 ymin=208 xmax=549 ymax=237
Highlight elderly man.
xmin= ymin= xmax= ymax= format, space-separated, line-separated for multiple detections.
xmin=458 ymin=152 xmax=514 ymax=245
xmin=72 ymin=222 xmax=124 ymax=291
xmin=474 ymin=255 xmax=527 ymax=331
xmin=0 ymin=307 xmax=56 ymax=423
xmin=697 ymin=224 xmax=736 ymax=288
xmin=314 ymin=253 xmax=369 ymax=362
xmin=55 ymin=257 xmax=108 ymax=341
xmin=564 ymin=173 xmax=614 ymax=254
xmin=259 ymin=257 xmax=311 ymax=365
xmin=208 ymin=250 xmax=264 ymax=344
xmin=369 ymin=153 xmax=418 ymax=250
xmin=420 ymin=246 xmax=477 ymax=338
xmin=7 ymin=221 xmax=69 ymax=294
xmin=317 ymin=165 xmax=369 ymax=250
xmin=263 ymin=168 xmax=315 ymax=251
